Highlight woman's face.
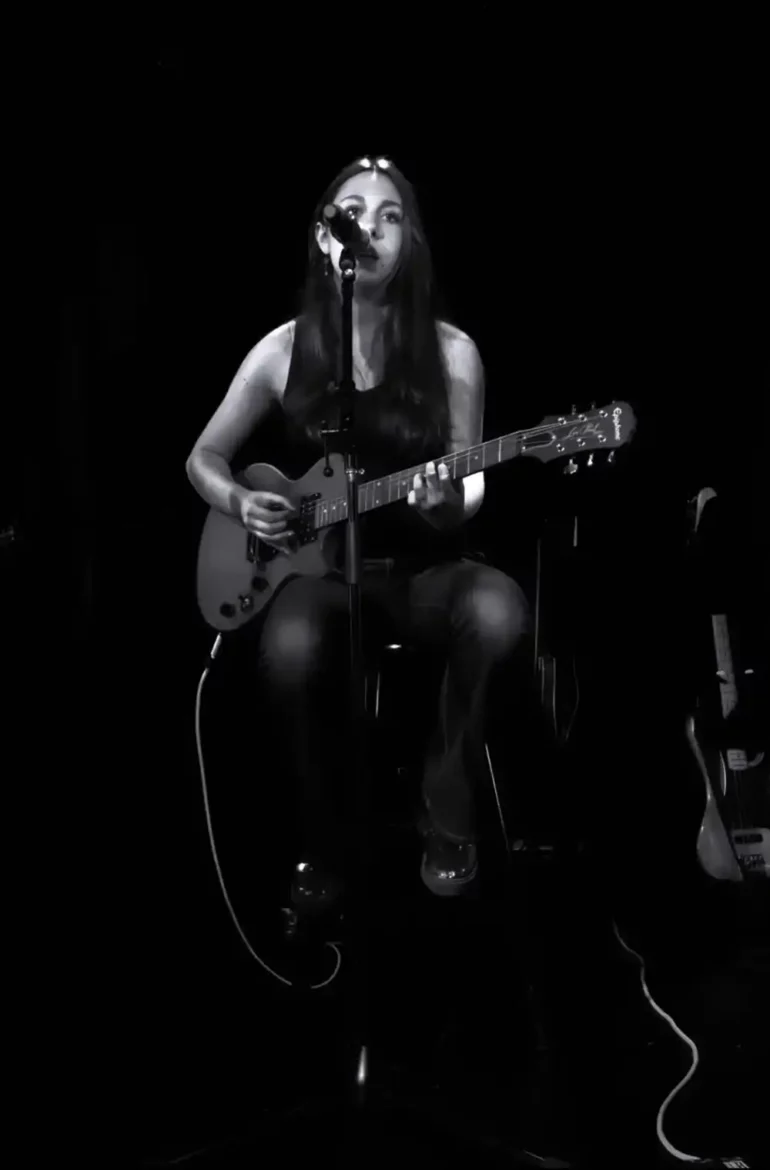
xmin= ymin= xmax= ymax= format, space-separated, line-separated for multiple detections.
xmin=316 ymin=169 xmax=404 ymax=294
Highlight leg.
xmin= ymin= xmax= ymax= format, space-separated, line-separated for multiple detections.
xmin=249 ymin=573 xmax=395 ymax=881
xmin=404 ymin=559 xmax=532 ymax=843
xmin=252 ymin=575 xmax=351 ymax=874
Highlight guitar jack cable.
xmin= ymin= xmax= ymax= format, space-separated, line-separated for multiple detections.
xmin=192 ymin=634 xmax=343 ymax=991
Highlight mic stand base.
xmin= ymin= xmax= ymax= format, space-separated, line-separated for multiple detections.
xmin=168 ymin=1081 xmax=575 ymax=1166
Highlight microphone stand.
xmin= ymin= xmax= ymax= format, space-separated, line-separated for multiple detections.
xmin=318 ymin=243 xmax=373 ymax=1113
xmin=228 ymin=253 xmax=561 ymax=1164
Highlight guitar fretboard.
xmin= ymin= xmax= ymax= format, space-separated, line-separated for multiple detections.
xmin=306 ymin=401 xmax=635 ymax=530
xmin=312 ymin=431 xmax=524 ymax=530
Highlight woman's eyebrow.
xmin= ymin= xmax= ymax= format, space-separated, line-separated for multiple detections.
xmin=339 ymin=194 xmax=402 ymax=209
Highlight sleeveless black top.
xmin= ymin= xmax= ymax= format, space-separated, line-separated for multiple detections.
xmin=232 ymin=317 xmax=470 ymax=569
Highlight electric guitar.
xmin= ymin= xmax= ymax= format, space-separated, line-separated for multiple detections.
xmin=685 ymin=487 xmax=770 ymax=881
xmin=195 ymin=401 xmax=637 ymax=633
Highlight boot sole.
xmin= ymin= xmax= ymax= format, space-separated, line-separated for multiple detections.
xmin=420 ymin=850 xmax=479 ymax=897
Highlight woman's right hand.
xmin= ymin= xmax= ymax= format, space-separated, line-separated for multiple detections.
xmin=239 ymin=490 xmax=298 ymax=556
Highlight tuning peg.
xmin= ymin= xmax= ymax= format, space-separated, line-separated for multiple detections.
xmin=607 ymin=451 xmax=615 ymax=464
xmin=587 ymin=453 xmax=594 ymax=467
xmin=570 ymin=403 xmax=577 ymax=415
xmin=590 ymin=401 xmax=596 ymax=410
xmin=564 ymin=458 xmax=578 ymax=475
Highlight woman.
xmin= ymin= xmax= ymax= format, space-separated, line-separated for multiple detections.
xmin=186 ymin=156 xmax=532 ymax=909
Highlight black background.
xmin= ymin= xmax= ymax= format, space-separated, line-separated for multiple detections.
xmin=12 ymin=22 xmax=770 ymax=1166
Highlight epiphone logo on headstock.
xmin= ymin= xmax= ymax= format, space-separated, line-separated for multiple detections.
xmin=613 ymin=406 xmax=622 ymax=440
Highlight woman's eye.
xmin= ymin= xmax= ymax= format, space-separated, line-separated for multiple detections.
xmin=343 ymin=207 xmax=400 ymax=224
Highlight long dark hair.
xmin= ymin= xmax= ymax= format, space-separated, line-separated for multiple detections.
xmin=283 ymin=157 xmax=455 ymax=455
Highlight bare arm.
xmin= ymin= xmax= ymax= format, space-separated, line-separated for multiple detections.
xmin=185 ymin=326 xmax=287 ymax=518
xmin=421 ymin=331 xmax=486 ymax=531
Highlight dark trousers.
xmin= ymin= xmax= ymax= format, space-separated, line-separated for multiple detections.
xmin=249 ymin=557 xmax=532 ymax=871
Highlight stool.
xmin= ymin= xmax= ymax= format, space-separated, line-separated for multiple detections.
xmin=364 ymin=639 xmax=512 ymax=856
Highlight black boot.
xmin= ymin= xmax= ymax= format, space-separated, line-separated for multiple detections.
xmin=418 ymin=802 xmax=479 ymax=897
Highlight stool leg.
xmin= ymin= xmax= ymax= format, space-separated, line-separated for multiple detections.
xmin=363 ymin=668 xmax=381 ymax=720
xmin=484 ymin=741 xmax=511 ymax=857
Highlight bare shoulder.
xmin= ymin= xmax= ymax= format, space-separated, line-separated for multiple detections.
xmin=437 ymin=322 xmax=485 ymax=451
xmin=438 ymin=319 xmax=473 ymax=347
xmin=186 ymin=319 xmax=297 ymax=465
xmin=264 ymin=317 xmax=296 ymax=352
xmin=235 ymin=318 xmax=294 ymax=389
xmin=437 ymin=320 xmax=483 ymax=383
xmin=264 ymin=318 xmax=296 ymax=401
xmin=261 ymin=317 xmax=295 ymax=375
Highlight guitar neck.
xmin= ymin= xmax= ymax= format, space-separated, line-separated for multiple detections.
xmin=313 ymin=432 xmax=521 ymax=531
xmin=312 ymin=401 xmax=634 ymax=531
xmin=363 ymin=431 xmax=522 ymax=505
xmin=713 ymin=614 xmax=739 ymax=720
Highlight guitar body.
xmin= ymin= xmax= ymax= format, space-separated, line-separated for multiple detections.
xmin=686 ymin=714 xmax=744 ymax=882
xmin=687 ymin=714 xmax=770 ymax=881
xmin=196 ymin=455 xmax=347 ymax=632
xmin=717 ymin=750 xmax=770 ymax=877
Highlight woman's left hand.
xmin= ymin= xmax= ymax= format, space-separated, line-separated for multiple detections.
xmin=407 ymin=461 xmax=461 ymax=513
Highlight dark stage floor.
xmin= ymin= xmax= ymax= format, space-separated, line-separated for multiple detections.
xmin=124 ymin=782 xmax=769 ymax=1169
xmin=33 ymin=530 xmax=768 ymax=1170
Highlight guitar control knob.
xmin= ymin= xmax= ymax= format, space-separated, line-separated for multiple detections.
xmin=219 ymin=603 xmax=236 ymax=619
xmin=251 ymin=576 xmax=270 ymax=592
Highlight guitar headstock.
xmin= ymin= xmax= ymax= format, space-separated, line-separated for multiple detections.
xmin=525 ymin=401 xmax=637 ymax=471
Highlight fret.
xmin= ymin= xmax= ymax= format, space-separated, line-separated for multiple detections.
xmin=315 ymin=437 xmax=515 ymax=524
xmin=306 ymin=403 xmax=633 ymax=532
xmin=313 ymin=434 xmax=514 ymax=527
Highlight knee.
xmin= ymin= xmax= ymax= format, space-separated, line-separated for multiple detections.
xmin=278 ymin=613 xmax=321 ymax=663
xmin=460 ymin=569 xmax=532 ymax=660
xmin=255 ymin=578 xmax=348 ymax=685
xmin=259 ymin=612 xmax=334 ymax=685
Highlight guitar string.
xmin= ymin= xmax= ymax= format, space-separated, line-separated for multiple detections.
xmin=309 ymin=411 xmax=620 ymax=529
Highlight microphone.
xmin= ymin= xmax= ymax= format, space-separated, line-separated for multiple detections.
xmin=322 ymin=203 xmax=372 ymax=253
